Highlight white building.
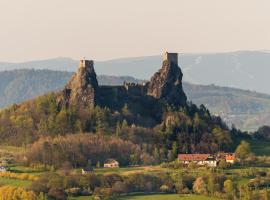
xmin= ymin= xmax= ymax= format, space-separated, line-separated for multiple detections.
xmin=178 ymin=154 xmax=217 ymax=167
xmin=0 ymin=166 xmax=7 ymax=172
xmin=104 ymin=159 xmax=119 ymax=168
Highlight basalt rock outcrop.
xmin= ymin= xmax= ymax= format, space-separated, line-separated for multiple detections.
xmin=57 ymin=60 xmax=99 ymax=109
xmin=58 ymin=52 xmax=187 ymax=112
xmin=146 ymin=53 xmax=187 ymax=106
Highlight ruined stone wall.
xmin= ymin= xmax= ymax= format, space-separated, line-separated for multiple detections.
xmin=99 ymin=86 xmax=127 ymax=109
xmin=124 ymin=82 xmax=146 ymax=96
xmin=98 ymin=84 xmax=148 ymax=109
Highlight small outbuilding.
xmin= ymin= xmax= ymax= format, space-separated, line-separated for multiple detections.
xmin=104 ymin=159 xmax=119 ymax=168
xmin=82 ymin=167 xmax=93 ymax=175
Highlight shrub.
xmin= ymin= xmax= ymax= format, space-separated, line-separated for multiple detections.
xmin=0 ymin=186 xmax=38 ymax=200
xmin=48 ymin=188 xmax=68 ymax=200
xmin=160 ymin=184 xmax=172 ymax=193
xmin=65 ymin=187 xmax=82 ymax=196
xmin=111 ymin=181 xmax=128 ymax=194
xmin=193 ymin=177 xmax=208 ymax=195
xmin=0 ymin=171 xmax=37 ymax=181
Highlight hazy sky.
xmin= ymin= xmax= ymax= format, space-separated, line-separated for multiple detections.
xmin=0 ymin=0 xmax=270 ymax=62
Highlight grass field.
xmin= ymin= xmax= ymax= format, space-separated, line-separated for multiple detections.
xmin=119 ymin=194 xmax=218 ymax=200
xmin=0 ymin=145 xmax=24 ymax=154
xmin=93 ymin=166 xmax=167 ymax=176
xmin=0 ymin=177 xmax=31 ymax=187
xmin=9 ymin=165 xmax=48 ymax=176
xmin=249 ymin=139 xmax=270 ymax=156
xmin=68 ymin=194 xmax=218 ymax=200
xmin=68 ymin=196 xmax=91 ymax=200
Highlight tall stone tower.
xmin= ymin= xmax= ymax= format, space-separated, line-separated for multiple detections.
xmin=147 ymin=52 xmax=187 ymax=106
xmin=79 ymin=59 xmax=94 ymax=68
xmin=162 ymin=52 xmax=178 ymax=66
xmin=58 ymin=59 xmax=99 ymax=109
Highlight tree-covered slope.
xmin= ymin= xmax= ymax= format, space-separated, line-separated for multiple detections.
xmin=0 ymin=61 xmax=235 ymax=163
xmin=0 ymin=69 xmax=72 ymax=108
xmin=1 ymin=69 xmax=270 ymax=131
xmin=183 ymin=83 xmax=270 ymax=131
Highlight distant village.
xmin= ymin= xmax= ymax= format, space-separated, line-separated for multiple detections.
xmin=0 ymin=153 xmax=235 ymax=176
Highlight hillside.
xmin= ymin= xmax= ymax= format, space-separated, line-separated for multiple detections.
xmin=0 ymin=70 xmax=71 ymax=108
xmin=1 ymin=69 xmax=270 ymax=131
xmin=0 ymin=54 xmax=234 ymax=155
xmin=2 ymin=51 xmax=270 ymax=94
xmin=184 ymin=83 xmax=270 ymax=131
xmin=0 ymin=55 xmax=267 ymax=200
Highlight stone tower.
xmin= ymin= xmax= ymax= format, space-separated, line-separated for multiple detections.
xmin=146 ymin=52 xmax=187 ymax=106
xmin=58 ymin=59 xmax=99 ymax=109
xmin=162 ymin=52 xmax=178 ymax=66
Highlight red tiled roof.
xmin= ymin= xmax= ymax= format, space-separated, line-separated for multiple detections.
xmin=178 ymin=154 xmax=211 ymax=161
xmin=225 ymin=154 xmax=235 ymax=161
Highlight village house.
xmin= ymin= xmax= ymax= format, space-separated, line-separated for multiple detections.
xmin=178 ymin=154 xmax=217 ymax=167
xmin=225 ymin=153 xmax=236 ymax=164
xmin=104 ymin=159 xmax=119 ymax=168
xmin=216 ymin=152 xmax=236 ymax=164
xmin=0 ymin=166 xmax=7 ymax=172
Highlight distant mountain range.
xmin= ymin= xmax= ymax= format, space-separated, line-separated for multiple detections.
xmin=1 ymin=50 xmax=270 ymax=94
xmin=1 ymin=69 xmax=270 ymax=131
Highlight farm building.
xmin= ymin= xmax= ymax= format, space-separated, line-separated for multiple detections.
xmin=178 ymin=154 xmax=217 ymax=167
xmin=104 ymin=159 xmax=119 ymax=168
xmin=216 ymin=152 xmax=236 ymax=164
xmin=225 ymin=153 xmax=236 ymax=164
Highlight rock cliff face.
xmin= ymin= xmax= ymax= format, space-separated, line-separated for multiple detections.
xmin=58 ymin=52 xmax=187 ymax=110
xmin=58 ymin=60 xmax=98 ymax=109
xmin=147 ymin=52 xmax=187 ymax=106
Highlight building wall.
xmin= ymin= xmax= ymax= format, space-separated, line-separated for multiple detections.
xmin=104 ymin=163 xmax=119 ymax=168
xmin=181 ymin=160 xmax=217 ymax=167
xmin=98 ymin=84 xmax=147 ymax=109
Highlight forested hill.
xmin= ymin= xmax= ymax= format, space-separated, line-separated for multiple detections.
xmin=0 ymin=58 xmax=236 ymax=159
xmin=184 ymin=84 xmax=270 ymax=131
xmin=0 ymin=69 xmax=71 ymax=108
xmin=0 ymin=69 xmax=270 ymax=131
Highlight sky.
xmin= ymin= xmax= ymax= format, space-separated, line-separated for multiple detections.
xmin=0 ymin=0 xmax=270 ymax=62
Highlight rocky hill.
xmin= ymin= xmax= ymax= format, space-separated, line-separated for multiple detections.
xmin=0 ymin=52 xmax=234 ymax=157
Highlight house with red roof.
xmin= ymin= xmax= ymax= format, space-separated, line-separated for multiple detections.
xmin=216 ymin=152 xmax=236 ymax=164
xmin=178 ymin=154 xmax=217 ymax=167
xmin=225 ymin=153 xmax=236 ymax=164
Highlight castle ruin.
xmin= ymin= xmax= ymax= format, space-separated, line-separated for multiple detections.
xmin=57 ymin=52 xmax=187 ymax=113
